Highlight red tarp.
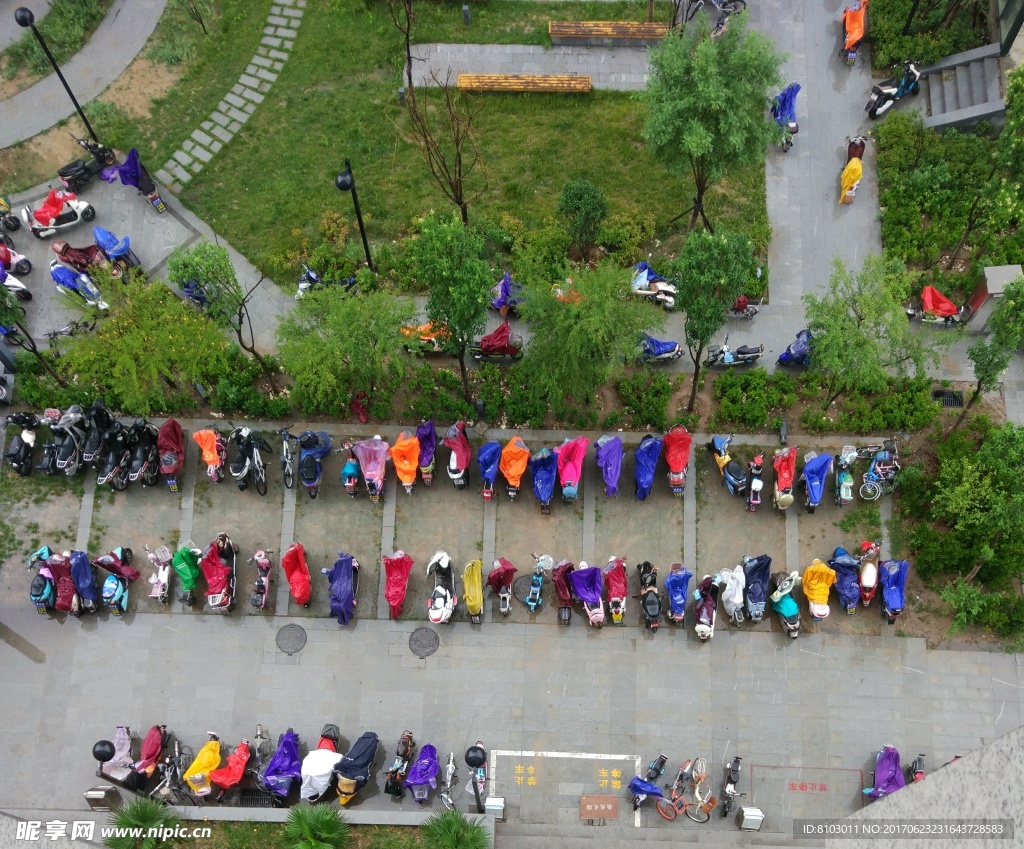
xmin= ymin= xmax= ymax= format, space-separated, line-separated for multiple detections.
xmin=552 ymin=559 xmax=575 ymax=605
xmin=920 ymin=285 xmax=959 ymax=318
xmin=48 ymin=554 xmax=77 ymax=612
xmin=774 ymin=448 xmax=797 ymax=490
xmin=137 ymin=725 xmax=165 ymax=771
xmin=210 ymin=740 xmax=251 ymax=790
xmin=663 ymin=426 xmax=692 ymax=473
xmin=281 ymin=543 xmax=312 ymax=606
xmin=604 ymin=559 xmax=628 ymax=600
xmin=157 ymin=418 xmax=184 ymax=475
xmin=200 ymin=546 xmax=231 ymax=595
xmin=384 ymin=551 xmax=414 ymax=619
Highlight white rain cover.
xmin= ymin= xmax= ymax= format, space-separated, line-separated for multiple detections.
xmin=721 ymin=567 xmax=746 ymax=618
xmin=300 ymin=748 xmax=340 ymax=800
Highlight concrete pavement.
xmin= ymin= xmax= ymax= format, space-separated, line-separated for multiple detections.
xmin=0 ymin=0 xmax=51 ymax=52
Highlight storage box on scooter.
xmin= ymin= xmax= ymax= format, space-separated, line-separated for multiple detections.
xmin=738 ymin=806 xmax=764 ymax=831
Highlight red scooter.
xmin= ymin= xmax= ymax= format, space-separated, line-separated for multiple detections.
xmin=471 ymin=320 xmax=523 ymax=361
xmin=51 ymin=239 xmax=120 ymax=278
xmin=859 ymin=540 xmax=880 ymax=606
xmin=663 ymin=425 xmax=692 ymax=497
xmin=552 ymin=559 xmax=575 ymax=626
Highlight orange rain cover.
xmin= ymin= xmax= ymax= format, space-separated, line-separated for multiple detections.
xmin=843 ymin=0 xmax=868 ymax=50
xmin=390 ymin=431 xmax=420 ymax=487
xmin=192 ymin=430 xmax=220 ymax=466
xmin=499 ymin=437 xmax=530 ymax=488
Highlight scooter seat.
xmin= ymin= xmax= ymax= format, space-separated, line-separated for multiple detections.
xmin=300 ymin=454 xmax=318 ymax=483
xmin=642 ymin=593 xmax=661 ymax=618
xmin=230 ymin=452 xmax=248 ymax=475
xmin=726 ymin=460 xmax=745 ymax=481
xmin=735 ymin=345 xmax=761 ymax=357
xmin=58 ymin=160 xmax=86 ymax=177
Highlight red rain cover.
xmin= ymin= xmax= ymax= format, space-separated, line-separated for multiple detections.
xmin=604 ymin=559 xmax=628 ymax=600
xmin=137 ymin=726 xmax=165 ymax=771
xmin=48 ymin=554 xmax=77 ymax=612
xmin=384 ymin=551 xmax=414 ymax=619
xmin=200 ymin=546 xmax=230 ymax=595
xmin=157 ymin=418 xmax=184 ymax=475
xmin=774 ymin=448 xmax=796 ymax=490
xmin=281 ymin=543 xmax=312 ymax=606
xmin=390 ymin=432 xmax=420 ymax=487
xmin=443 ymin=422 xmax=471 ymax=471
xmin=920 ymin=286 xmax=959 ymax=318
xmin=210 ymin=740 xmax=251 ymax=790
xmin=33 ymin=189 xmax=73 ymax=225
xmin=486 ymin=558 xmax=516 ymax=594
xmin=480 ymin=320 xmax=512 ymax=354
xmin=663 ymin=426 xmax=692 ymax=473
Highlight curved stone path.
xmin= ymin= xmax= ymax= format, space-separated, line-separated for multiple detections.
xmin=154 ymin=0 xmax=306 ymax=192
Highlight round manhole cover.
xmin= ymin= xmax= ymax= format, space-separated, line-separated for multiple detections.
xmin=276 ymin=624 xmax=307 ymax=655
xmin=512 ymin=574 xmax=533 ymax=605
xmin=409 ymin=627 xmax=439 ymax=658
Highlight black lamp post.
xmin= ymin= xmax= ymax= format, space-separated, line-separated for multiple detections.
xmin=335 ymin=158 xmax=375 ymax=272
xmin=15 ymin=6 xmax=99 ymax=143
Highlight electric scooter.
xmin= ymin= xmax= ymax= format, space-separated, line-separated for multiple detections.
xmin=746 ymin=453 xmax=764 ymax=511
xmin=427 ymin=551 xmax=458 ymax=624
xmin=859 ymin=540 xmax=880 ymax=606
xmin=720 ymin=756 xmax=745 ymax=817
xmin=770 ymin=571 xmax=801 ymax=638
xmin=58 ymin=135 xmax=117 ymax=193
xmin=866 ymin=60 xmax=921 ymax=119
xmin=250 ymin=548 xmax=274 ymax=610
xmin=22 ymin=189 xmax=96 ymax=239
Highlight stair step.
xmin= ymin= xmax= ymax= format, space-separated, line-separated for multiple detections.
xmin=922 ymin=100 xmax=1007 ymax=129
xmin=941 ymin=70 xmax=959 ymax=112
xmin=955 ymin=64 xmax=973 ymax=109
xmin=970 ymin=60 xmax=986 ymax=107
xmin=924 ymin=76 xmax=938 ymax=115
xmin=984 ymin=57 xmax=1001 ymax=104
xmin=920 ymin=41 xmax=1000 ymax=73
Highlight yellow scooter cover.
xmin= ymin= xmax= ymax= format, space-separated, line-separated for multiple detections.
xmin=183 ymin=739 xmax=222 ymax=796
xmin=803 ymin=559 xmax=837 ymax=604
xmin=463 ymin=559 xmax=483 ymax=616
xmin=840 ymin=158 xmax=863 ymax=204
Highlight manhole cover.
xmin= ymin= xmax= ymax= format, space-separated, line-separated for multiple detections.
xmin=276 ymin=624 xmax=307 ymax=655
xmin=932 ymin=389 xmax=964 ymax=408
xmin=513 ymin=575 xmax=533 ymax=604
xmin=409 ymin=627 xmax=439 ymax=658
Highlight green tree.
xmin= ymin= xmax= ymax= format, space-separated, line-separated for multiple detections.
xmin=669 ymin=229 xmax=755 ymax=411
xmin=557 ymin=179 xmax=608 ymax=255
xmin=0 ymin=289 xmax=66 ymax=386
xmin=61 ymin=279 xmax=229 ymax=414
xmin=277 ymin=286 xmax=414 ymax=416
xmin=804 ymin=255 xmax=943 ymax=411
xmin=421 ymin=809 xmax=491 ymax=849
xmin=104 ymin=798 xmax=181 ymax=849
xmin=641 ymin=15 xmax=784 ymax=233
xmin=413 ymin=212 xmax=493 ymax=401
xmin=282 ymin=804 xmax=350 ymax=849
xmin=518 ymin=262 xmax=661 ymax=411
xmin=165 ymin=241 xmax=277 ymax=388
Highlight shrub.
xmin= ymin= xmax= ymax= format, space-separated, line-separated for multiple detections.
xmin=104 ymin=798 xmax=181 ymax=849
xmin=598 ymin=212 xmax=656 ymax=267
xmin=799 ymin=376 xmax=938 ymax=434
xmin=473 ymin=364 xmax=504 ymax=420
xmin=211 ymin=348 xmax=290 ymax=419
xmin=712 ymin=368 xmax=795 ymax=430
xmin=403 ymin=364 xmax=474 ymax=423
xmin=870 ymin=0 xmax=987 ymax=68
xmin=557 ymin=179 xmax=608 ymax=253
xmin=503 ymin=364 xmax=548 ymax=427
xmin=615 ymin=371 xmax=671 ymax=431
xmin=511 ymin=219 xmax=571 ymax=288
xmin=601 ymin=410 xmax=625 ymax=429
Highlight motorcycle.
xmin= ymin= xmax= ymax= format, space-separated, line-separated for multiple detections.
xmin=51 ymin=239 xmax=118 ymax=279
xmin=427 ymin=550 xmax=458 ymax=624
xmin=552 ymin=558 xmax=574 ymax=625
xmin=471 ymin=319 xmax=523 ymax=360
xmin=720 ymin=565 xmax=746 ymax=626
xmin=639 ymin=333 xmax=683 ymax=363
xmin=526 ymin=553 xmax=553 ymax=614
xmin=94 ymin=546 xmax=138 ymax=617
xmin=859 ymin=540 xmax=881 ymax=606
xmin=145 ymin=544 xmax=173 ymax=606
xmin=490 ymin=270 xmax=524 ymax=317
xmin=801 ymin=452 xmax=833 ymax=513
xmin=907 ymin=753 xmax=925 ymax=783
xmin=192 ymin=428 xmax=227 ymax=482
xmin=907 ymin=285 xmax=964 ymax=326
xmin=704 ymin=335 xmax=764 ymax=367
xmin=300 ymin=724 xmax=342 ymax=802
xmin=770 ymin=570 xmax=801 ymax=638
xmin=391 ymin=430 xmax=420 ymax=495
xmin=3 ymin=412 xmax=40 ymax=475
xmin=829 ymin=547 xmax=862 ymax=614
xmin=201 ymin=533 xmax=237 ymax=613
xmin=400 ymin=320 xmax=448 ymax=355
xmin=864 ymin=745 xmax=906 ymax=799
xmin=52 ymin=404 xmax=89 ymax=476
xmin=630 ymin=754 xmax=668 ymax=810
xmin=416 ymin=419 xmax=437 ymax=485
xmin=866 ymin=60 xmax=921 ymax=119
xmin=127 ymin=418 xmax=161 ymax=486
xmin=384 ymin=550 xmax=414 ymax=619
xmin=499 ymin=436 xmax=529 ymax=501
xmin=0 ymin=194 xmax=20 ymax=231
xmin=636 ymin=561 xmax=661 ymax=631
xmin=93 ymin=226 xmax=142 ymax=274
xmin=281 ymin=542 xmax=312 ymax=607
xmin=771 ymin=82 xmax=800 ymax=152
xmin=478 ymin=440 xmax=501 ymax=501
xmin=229 ymin=426 xmax=272 ymax=495
xmin=529 ymin=446 xmax=557 ymax=515
xmin=570 ymin=562 xmax=605 ymax=627
xmin=556 ymin=435 xmax=589 ymax=503
xmin=211 ymin=738 xmax=252 ymax=802
xmin=294 ymin=263 xmax=357 ymax=299
xmin=297 ymin=430 xmax=333 ymax=498
xmin=665 ymin=563 xmax=692 ymax=627
xmin=463 ymin=558 xmax=484 ymax=624
xmin=335 ymin=732 xmax=380 ymax=806
xmin=728 ymin=294 xmax=760 ymax=319
xmin=663 ymin=425 xmax=692 ymax=497
xmin=694 ymin=575 xmax=720 ymax=641
xmin=49 ymin=260 xmax=108 ymax=310
xmin=96 ymin=420 xmax=131 ymax=490
xmin=249 ymin=548 xmax=273 ymax=610
xmin=29 ymin=550 xmax=56 ymax=614
xmin=773 ymin=446 xmax=797 ymax=510
xmin=22 ymin=189 xmax=95 ymax=239
xmin=405 ymin=743 xmax=440 ymax=803
xmin=594 ymin=434 xmax=623 ymax=496
xmin=352 ymin=435 xmax=389 ymax=502
xmin=0 ymin=265 xmax=31 ymax=302
xmin=263 ymin=728 xmax=303 ymax=800
xmin=340 ymin=440 xmax=360 ymax=496
xmin=834 ymin=445 xmax=857 ymax=507
xmin=839 ymin=135 xmax=868 ymax=204
xmin=777 ymin=328 xmax=812 ymax=367
xmin=630 ymin=262 xmax=676 ymax=310
xmin=720 ymin=757 xmax=744 ymax=817
xmin=487 ymin=557 xmax=516 ymax=617
xmin=803 ymin=559 xmax=836 ymax=621
xmin=58 ymin=134 xmax=117 ymax=193
xmin=709 ymin=434 xmax=747 ymax=497
xmin=172 ymin=544 xmax=202 ymax=607
xmin=385 ymin=732 xmax=416 ymax=799
xmin=841 ymin=0 xmax=868 ymax=64
xmin=0 ymin=242 xmax=32 ymax=276
xmin=101 ymin=147 xmax=167 ymax=213
xmin=881 ymin=559 xmax=909 ymax=624
xmin=326 ymin=551 xmax=360 ymax=625
xmin=443 ymin=420 xmax=471 ymax=490
xmin=746 ymin=453 xmax=765 ymax=511
xmin=635 ymin=434 xmax=662 ymax=501
xmin=604 ymin=556 xmax=628 ymax=625
xmin=742 ymin=554 xmax=771 ymax=623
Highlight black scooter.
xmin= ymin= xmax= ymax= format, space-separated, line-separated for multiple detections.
xmin=3 ymin=412 xmax=40 ymax=475
xmin=58 ymin=135 xmax=117 ymax=193
xmin=384 ymin=731 xmax=416 ymax=799
xmin=81 ymin=400 xmax=114 ymax=467
xmin=636 ymin=562 xmax=662 ymax=631
xmin=127 ymin=418 xmax=160 ymax=486
xmin=720 ymin=756 xmax=745 ymax=817
xmin=97 ymin=421 xmax=131 ymax=491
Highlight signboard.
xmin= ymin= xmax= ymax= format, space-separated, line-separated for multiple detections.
xmin=580 ymin=794 xmax=619 ymax=820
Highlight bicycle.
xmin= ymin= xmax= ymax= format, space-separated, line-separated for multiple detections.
xmin=657 ymin=758 xmax=718 ymax=823
xmin=682 ymin=0 xmax=746 ymax=34
xmin=860 ymin=456 xmax=900 ymax=500
xmin=274 ymin=425 xmax=296 ymax=489
xmin=45 ymin=319 xmax=95 ymax=350
xmin=439 ymin=752 xmax=458 ymax=810
xmin=149 ymin=737 xmax=197 ymax=806
xmin=246 ymin=723 xmax=273 ymax=794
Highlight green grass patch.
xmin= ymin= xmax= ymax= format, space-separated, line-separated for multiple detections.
xmin=2 ymin=0 xmax=113 ymax=79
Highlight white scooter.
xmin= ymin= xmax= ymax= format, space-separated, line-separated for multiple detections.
xmin=1 ymin=267 xmax=31 ymax=301
xmin=21 ymin=189 xmax=96 ymax=239
xmin=704 ymin=335 xmax=765 ymax=367
xmin=0 ymin=240 xmax=32 ymax=276
xmin=427 ymin=550 xmax=458 ymax=624
xmin=145 ymin=544 xmax=172 ymax=605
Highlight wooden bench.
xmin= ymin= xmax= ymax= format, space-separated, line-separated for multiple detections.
xmin=548 ymin=20 xmax=669 ymax=46
xmin=456 ymin=74 xmax=592 ymax=93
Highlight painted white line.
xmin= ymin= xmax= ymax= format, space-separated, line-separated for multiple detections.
xmin=799 ymin=648 xmax=825 ymax=658
xmin=994 ymin=678 xmax=1020 ymax=688
xmin=996 ymin=700 xmax=1005 ymax=726
xmin=902 ymin=666 xmax=924 ymax=674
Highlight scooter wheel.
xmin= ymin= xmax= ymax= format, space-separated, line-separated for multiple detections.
xmin=15 ymin=259 xmax=31 ymax=275
xmin=15 ymin=289 xmax=31 ymax=301
xmin=123 ymin=548 xmax=133 ymax=564
xmin=32 ymin=229 xmax=45 ymax=240
xmin=868 ymin=106 xmax=879 ymax=119
xmin=82 ymin=206 xmax=96 ymax=222
xmin=3 ymin=215 xmax=20 ymax=232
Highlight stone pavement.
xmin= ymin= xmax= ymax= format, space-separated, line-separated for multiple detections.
xmin=0 ymin=0 xmax=166 ymax=148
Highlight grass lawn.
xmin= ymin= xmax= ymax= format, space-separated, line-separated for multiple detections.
xmin=201 ymin=820 xmax=424 ymax=849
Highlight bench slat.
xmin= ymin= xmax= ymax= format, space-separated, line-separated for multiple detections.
xmin=457 ymin=74 xmax=592 ymax=93
xmin=548 ymin=20 xmax=669 ymax=38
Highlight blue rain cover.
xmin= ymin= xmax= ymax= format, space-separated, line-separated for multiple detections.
xmin=490 ymin=271 xmax=523 ymax=310
xmin=416 ymin=419 xmax=436 ymax=467
xmin=595 ymin=435 xmax=623 ymax=497
xmin=881 ymin=560 xmax=908 ymax=611
xmin=780 ymin=329 xmax=812 ymax=366
xmin=406 ymin=743 xmax=439 ymax=788
xmin=631 ymin=261 xmax=663 ymax=287
xmin=711 ymin=435 xmax=731 ymax=455
xmin=299 ymin=431 xmax=334 ymax=461
xmin=803 ymin=454 xmax=833 ymax=505
xmin=529 ymin=447 xmax=557 ymax=504
xmin=51 ymin=264 xmax=83 ymax=291
xmin=328 ymin=553 xmax=356 ymax=625
xmin=743 ymin=555 xmax=771 ymax=605
xmin=70 ymin=550 xmax=98 ymax=602
xmin=263 ymin=730 xmax=302 ymax=797
xmin=771 ymin=82 xmax=801 ymax=126
xmin=334 ymin=731 xmax=379 ymax=788
xmin=829 ymin=547 xmax=861 ymax=610
xmin=641 ymin=334 xmax=678 ymax=358
xmin=93 ymin=226 xmax=130 ymax=258
xmin=771 ymin=593 xmax=799 ymax=617
xmin=627 ymin=776 xmax=663 ymax=799
xmin=478 ymin=441 xmax=502 ymax=486
xmin=634 ymin=435 xmax=662 ymax=501
xmin=568 ymin=565 xmax=603 ymax=605
xmin=665 ymin=568 xmax=693 ymax=618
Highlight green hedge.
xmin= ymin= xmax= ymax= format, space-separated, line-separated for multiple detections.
xmin=711 ymin=368 xmax=795 ymax=430
xmin=869 ymin=0 xmax=987 ymax=68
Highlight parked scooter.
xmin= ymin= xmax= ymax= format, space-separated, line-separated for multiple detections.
xmin=335 ymin=732 xmax=380 ymax=806
xmin=803 ymin=559 xmax=836 ymax=621
xmin=58 ymin=135 xmax=117 ymax=193
xmin=52 ymin=404 xmax=89 ymax=476
xmin=630 ymin=262 xmax=676 ymax=310
xmin=864 ymin=745 xmax=906 ymax=799
xmin=777 ymin=329 xmax=812 ymax=367
xmin=210 ymin=737 xmax=252 ymax=802
xmin=720 ymin=565 xmax=746 ymax=626
xmin=569 ymin=562 xmax=604 ymax=627
xmin=704 ymin=335 xmax=764 ymax=367
xmin=326 ymin=551 xmax=359 ymax=625
xmin=3 ymin=412 xmax=40 ymax=475
xmin=0 ymin=265 xmax=31 ymax=302
xmin=487 ymin=558 xmax=516 ymax=617
xmin=526 ymin=553 xmax=552 ymax=613
xmin=22 ymin=189 xmax=95 ymax=239
xmin=866 ymin=60 xmax=921 ymax=119
xmin=0 ymin=242 xmax=32 ymax=276
xmin=829 ymin=547 xmax=862 ymax=614
xmin=694 ymin=575 xmax=719 ymax=641
xmin=499 ymin=436 xmax=529 ymax=501
xmin=29 ymin=549 xmax=56 ymax=614
xmin=663 ymin=425 xmax=692 ymax=497
xmin=0 ymin=195 xmax=21 ymax=232
xmin=907 ymin=753 xmax=925 ymax=783
xmin=96 ymin=420 xmax=131 ymax=491
xmin=229 ymin=426 xmax=272 ymax=495
xmin=193 ymin=428 xmax=227 ymax=482
xmin=771 ymin=82 xmax=800 ymax=152
xmin=297 ymin=430 xmax=333 ymax=498
xmin=101 ymin=147 xmax=167 ymax=213
xmin=630 ymin=754 xmax=668 ymax=810
xmin=841 ymin=0 xmax=868 ymax=64
xmin=157 ymin=418 xmax=184 ymax=492
xmin=427 ymin=550 xmax=458 ymax=624
xmin=385 ymin=732 xmax=416 ymax=799
xmin=249 ymin=547 xmax=274 ymax=610
xmin=709 ymin=434 xmax=747 ymax=497
xmin=352 ymin=435 xmax=389 ymax=502
xmin=801 ymin=452 xmax=833 ymax=513
xmin=556 ymin=435 xmax=589 ymax=503
xmin=172 ymin=544 xmax=202 ymax=607
xmin=859 ymin=540 xmax=880 ymax=606
xmin=742 ymin=554 xmax=771 ymax=622
xmin=49 ymin=260 xmax=108 ymax=310
xmin=907 ymin=285 xmax=965 ymax=326
xmin=595 ymin=434 xmax=623 ymax=496
xmin=391 ymin=430 xmax=420 ymax=495
xmin=470 ymin=320 xmax=523 ymax=360
xmin=552 ymin=558 xmax=574 ymax=625
xmin=294 ymin=263 xmax=357 ymax=299
xmin=881 ymin=559 xmax=909 ymax=625
xmin=416 ymin=419 xmax=436 ymax=485
xmin=635 ymin=434 xmax=662 ymax=501
xmin=529 ymin=446 xmax=557 ymax=514
xmin=665 ymin=562 xmax=692 ymax=627
xmin=51 ymin=238 xmax=118 ymax=279
xmin=94 ymin=546 xmax=138 ymax=617
xmin=489 ymin=270 xmax=523 ymax=317
xmin=773 ymin=446 xmax=797 ymax=510
xmin=300 ymin=724 xmax=342 ymax=802
xmin=478 ymin=440 xmax=501 ymax=501
xmin=405 ymin=743 xmax=440 ymax=804
xmin=145 ymin=544 xmax=173 ymax=606
xmin=835 ymin=445 xmax=857 ymax=506
xmin=463 ymin=559 xmax=484 ymax=624
xmin=637 ymin=561 xmax=661 ymax=631
xmin=604 ymin=556 xmax=628 ymax=625
xmin=770 ymin=571 xmax=801 ymax=638
xmin=70 ymin=549 xmax=99 ymax=614
xmin=728 ymin=294 xmax=760 ymax=319
xmin=639 ymin=333 xmax=683 ymax=362
xmin=201 ymin=533 xmax=237 ymax=613
xmin=839 ymin=135 xmax=868 ymax=204
xmin=443 ymin=420 xmax=471 ymax=490
xmin=127 ymin=418 xmax=161 ymax=486
xmin=281 ymin=541 xmax=312 ymax=608
xmin=720 ymin=757 xmax=745 ymax=817
xmin=746 ymin=452 xmax=765 ymax=510
xmin=93 ymin=226 xmax=142 ymax=275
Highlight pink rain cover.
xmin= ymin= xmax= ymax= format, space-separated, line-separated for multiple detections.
xmin=353 ymin=438 xmax=390 ymax=483
xmin=384 ymin=551 xmax=414 ymax=619
xmin=556 ymin=436 xmax=590 ymax=486
xmin=200 ymin=546 xmax=230 ymax=595
xmin=663 ymin=426 xmax=692 ymax=473
xmin=281 ymin=543 xmax=312 ymax=606
xmin=774 ymin=448 xmax=796 ymax=490
xmin=920 ymin=286 xmax=958 ymax=317
xmin=604 ymin=559 xmax=628 ymax=600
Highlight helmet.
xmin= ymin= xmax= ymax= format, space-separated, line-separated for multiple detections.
xmin=695 ymin=623 xmax=713 ymax=641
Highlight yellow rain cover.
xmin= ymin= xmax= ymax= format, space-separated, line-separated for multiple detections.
xmin=390 ymin=431 xmax=420 ymax=487
xmin=463 ymin=559 xmax=483 ymax=615
xmin=839 ymin=158 xmax=863 ymax=203
xmin=183 ymin=739 xmax=222 ymax=796
xmin=192 ymin=430 xmax=220 ymax=466
xmin=803 ymin=559 xmax=837 ymax=605
xmin=499 ymin=437 xmax=530 ymax=487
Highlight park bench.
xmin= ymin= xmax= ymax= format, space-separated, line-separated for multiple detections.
xmin=456 ymin=74 xmax=592 ymax=93
xmin=548 ymin=21 xmax=669 ymax=46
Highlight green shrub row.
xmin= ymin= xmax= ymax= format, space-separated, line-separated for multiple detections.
xmin=869 ymin=0 xmax=987 ymax=68
xmin=615 ymin=371 xmax=673 ymax=431
xmin=798 ymin=376 xmax=939 ymax=434
xmin=711 ymin=368 xmax=795 ymax=430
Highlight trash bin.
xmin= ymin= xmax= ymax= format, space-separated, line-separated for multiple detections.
xmin=485 ymin=796 xmax=505 ymax=821
xmin=84 ymin=785 xmax=122 ymax=811
xmin=738 ymin=806 xmax=764 ymax=831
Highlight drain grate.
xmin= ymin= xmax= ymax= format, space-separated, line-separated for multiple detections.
xmin=239 ymin=788 xmax=279 ymax=808
xmin=409 ymin=627 xmax=440 ymax=658
xmin=276 ymin=624 xmax=307 ymax=655
xmin=932 ymin=389 xmax=964 ymax=408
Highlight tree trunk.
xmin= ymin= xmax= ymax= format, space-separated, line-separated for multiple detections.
xmin=457 ymin=346 xmax=471 ymax=403
xmin=687 ymin=343 xmax=705 ymax=412
xmin=459 ymin=200 xmax=469 ymax=226
xmin=686 ymin=202 xmax=701 ymax=235
xmin=953 ymin=381 xmax=982 ymax=429
xmin=939 ymin=0 xmax=962 ymax=28
xmin=14 ymin=322 xmax=67 ymax=387
xmin=648 ymin=0 xmax=655 ymax=22
xmin=233 ymin=325 xmax=279 ymax=391
xmin=964 ymin=559 xmax=984 ymax=581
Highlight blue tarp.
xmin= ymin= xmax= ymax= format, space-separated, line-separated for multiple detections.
xmin=641 ymin=334 xmax=678 ymax=359
xmin=830 ymin=547 xmax=861 ymax=611
xmin=328 ymin=552 xmax=356 ymax=626
xmin=881 ymin=559 xmax=909 ymax=612
xmin=263 ymin=730 xmax=302 ymax=797
xmin=93 ymin=226 xmax=130 ymax=259
xmin=665 ymin=567 xmax=693 ymax=619
xmin=627 ymin=776 xmax=663 ymax=799
xmin=772 ymin=82 xmax=801 ymax=127
xmin=478 ymin=441 xmax=502 ymax=486
xmin=69 ymin=549 xmax=98 ymax=603
xmin=635 ymin=435 xmax=662 ymax=501
xmin=529 ymin=447 xmax=557 ymax=504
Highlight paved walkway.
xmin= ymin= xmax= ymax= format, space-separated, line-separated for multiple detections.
xmin=0 ymin=0 xmax=165 ymax=148
xmin=0 ymin=0 xmax=51 ymax=52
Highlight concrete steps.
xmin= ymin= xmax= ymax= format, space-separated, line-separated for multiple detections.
xmin=920 ymin=43 xmax=1006 ymax=129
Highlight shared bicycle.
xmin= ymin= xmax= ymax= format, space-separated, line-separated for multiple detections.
xmin=656 ymin=757 xmax=719 ymax=823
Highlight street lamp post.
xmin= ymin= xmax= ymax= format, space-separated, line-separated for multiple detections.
xmin=335 ymin=159 xmax=375 ymax=272
xmin=15 ymin=6 xmax=99 ymax=143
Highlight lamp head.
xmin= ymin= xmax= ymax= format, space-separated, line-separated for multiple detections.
xmin=15 ymin=7 xmax=35 ymax=27
xmin=335 ymin=159 xmax=354 ymax=192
